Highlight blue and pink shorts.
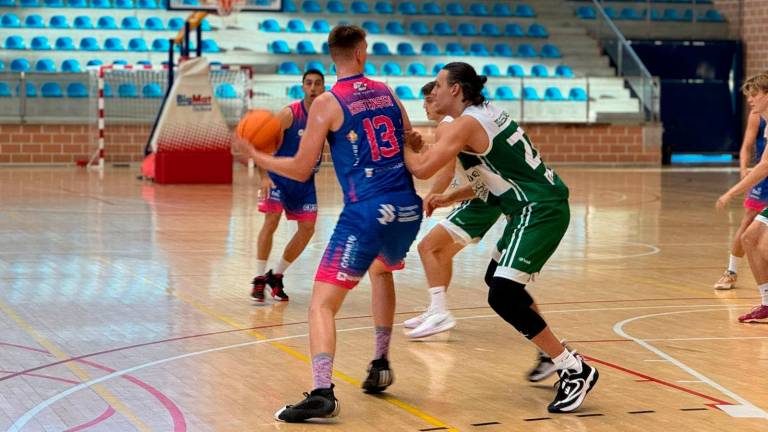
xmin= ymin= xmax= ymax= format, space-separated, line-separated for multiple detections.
xmin=315 ymin=191 xmax=423 ymax=289
xmin=258 ymin=185 xmax=317 ymax=222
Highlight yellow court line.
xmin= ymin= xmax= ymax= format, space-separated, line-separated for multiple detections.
xmin=0 ymin=300 xmax=151 ymax=432
xmin=120 ymin=264 xmax=458 ymax=431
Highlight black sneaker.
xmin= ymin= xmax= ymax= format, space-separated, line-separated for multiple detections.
xmin=251 ymin=275 xmax=266 ymax=302
xmin=362 ymin=357 xmax=393 ymax=394
xmin=266 ymin=270 xmax=289 ymax=301
xmin=274 ymin=385 xmax=340 ymax=423
xmin=527 ymin=352 xmax=557 ymax=382
xmin=548 ymin=355 xmax=599 ymax=413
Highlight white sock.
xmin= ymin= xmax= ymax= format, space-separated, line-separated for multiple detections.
xmin=728 ymin=254 xmax=740 ymax=273
xmin=552 ymin=349 xmax=582 ymax=373
xmin=273 ymin=257 xmax=292 ymax=275
xmin=428 ymin=286 xmax=447 ymax=312
xmin=255 ymin=260 xmax=267 ymax=276
xmin=759 ymin=283 xmax=768 ymax=305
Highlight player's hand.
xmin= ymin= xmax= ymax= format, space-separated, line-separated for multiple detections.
xmin=716 ymin=192 xmax=733 ymax=210
xmin=425 ymin=193 xmax=451 ymax=216
xmin=233 ymin=137 xmax=256 ymax=161
xmin=259 ymin=176 xmax=273 ymax=200
xmin=404 ymin=130 xmax=424 ymax=152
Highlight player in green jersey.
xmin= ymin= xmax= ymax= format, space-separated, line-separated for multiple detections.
xmin=404 ymin=62 xmax=599 ymax=414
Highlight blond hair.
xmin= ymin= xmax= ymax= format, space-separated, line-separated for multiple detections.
xmin=741 ymin=72 xmax=768 ymax=94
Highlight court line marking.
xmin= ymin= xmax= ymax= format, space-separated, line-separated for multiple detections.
xmin=614 ymin=308 xmax=768 ymax=419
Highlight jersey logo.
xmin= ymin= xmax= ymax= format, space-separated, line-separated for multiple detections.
xmin=353 ymin=81 xmax=368 ymax=92
xmin=377 ymin=204 xmax=396 ymax=225
xmin=347 ymin=130 xmax=359 ymax=143
xmin=494 ymin=110 xmax=510 ymax=127
xmin=465 ymin=167 xmax=491 ymax=202
xmin=298 ymin=129 xmax=304 ymax=137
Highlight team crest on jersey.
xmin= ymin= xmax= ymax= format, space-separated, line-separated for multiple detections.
xmin=353 ymin=81 xmax=368 ymax=92
xmin=494 ymin=111 xmax=510 ymax=127
xmin=347 ymin=130 xmax=359 ymax=143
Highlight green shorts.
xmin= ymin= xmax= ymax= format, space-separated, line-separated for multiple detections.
xmin=493 ymin=200 xmax=570 ymax=284
xmin=440 ymin=198 xmax=503 ymax=245
xmin=758 ymin=207 xmax=768 ymax=225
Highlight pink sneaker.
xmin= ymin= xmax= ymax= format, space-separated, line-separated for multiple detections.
xmin=738 ymin=305 xmax=768 ymax=323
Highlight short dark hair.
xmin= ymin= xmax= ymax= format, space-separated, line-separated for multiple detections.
xmin=442 ymin=62 xmax=488 ymax=106
xmin=302 ymin=69 xmax=325 ymax=82
xmin=328 ymin=24 xmax=366 ymax=61
xmin=420 ymin=81 xmax=436 ymax=97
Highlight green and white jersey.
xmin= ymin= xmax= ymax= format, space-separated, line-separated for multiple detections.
xmin=456 ymin=102 xmax=568 ymax=213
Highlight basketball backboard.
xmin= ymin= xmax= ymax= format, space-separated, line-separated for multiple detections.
xmin=167 ymin=0 xmax=283 ymax=13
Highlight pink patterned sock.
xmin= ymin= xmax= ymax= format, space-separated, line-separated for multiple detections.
xmin=374 ymin=326 xmax=392 ymax=360
xmin=312 ymin=353 xmax=333 ymax=389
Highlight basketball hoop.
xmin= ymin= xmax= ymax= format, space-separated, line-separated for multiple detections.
xmin=215 ymin=0 xmax=244 ymax=17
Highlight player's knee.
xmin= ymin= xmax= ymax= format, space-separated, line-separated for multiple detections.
xmin=742 ymin=225 xmax=760 ymax=247
xmin=484 ymin=260 xmax=498 ymax=287
xmin=297 ymin=221 xmax=315 ymax=237
xmin=262 ymin=216 xmax=280 ymax=233
xmin=487 ymin=277 xmax=546 ymax=339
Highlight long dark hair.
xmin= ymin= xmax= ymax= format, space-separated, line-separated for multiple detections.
xmin=442 ymin=62 xmax=487 ymax=105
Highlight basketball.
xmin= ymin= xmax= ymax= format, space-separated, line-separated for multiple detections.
xmin=236 ymin=110 xmax=281 ymax=153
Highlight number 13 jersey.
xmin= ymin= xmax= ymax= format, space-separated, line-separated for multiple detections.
xmin=328 ymin=74 xmax=415 ymax=204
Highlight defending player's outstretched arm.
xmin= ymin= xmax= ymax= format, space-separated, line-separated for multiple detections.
xmin=717 ymin=147 xmax=768 ymax=208
xmin=405 ymin=117 xmax=474 ymax=179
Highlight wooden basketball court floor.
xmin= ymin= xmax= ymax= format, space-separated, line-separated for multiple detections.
xmin=1 ymin=165 xmax=767 ymax=432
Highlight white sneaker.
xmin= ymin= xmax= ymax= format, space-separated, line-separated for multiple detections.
xmin=407 ymin=311 xmax=456 ymax=338
xmin=403 ymin=309 xmax=433 ymax=329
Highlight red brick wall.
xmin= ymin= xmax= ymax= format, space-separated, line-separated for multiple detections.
xmin=0 ymin=122 xmax=661 ymax=165
xmin=714 ymin=0 xmax=768 ymax=76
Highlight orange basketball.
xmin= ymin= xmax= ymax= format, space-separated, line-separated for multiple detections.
xmin=236 ymin=110 xmax=281 ymax=153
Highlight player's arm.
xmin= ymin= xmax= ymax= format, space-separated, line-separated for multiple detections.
xmin=248 ymin=94 xmax=336 ymax=182
xmin=739 ymin=112 xmax=760 ymax=178
xmin=405 ymin=117 xmax=471 ymax=179
xmin=717 ymin=145 xmax=768 ymax=209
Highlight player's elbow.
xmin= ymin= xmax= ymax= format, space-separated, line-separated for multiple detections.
xmin=408 ymin=164 xmax=432 ymax=180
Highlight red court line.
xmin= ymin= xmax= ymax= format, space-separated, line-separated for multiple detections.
xmin=63 ymin=406 xmax=115 ymax=432
xmin=0 ymin=370 xmax=79 ymax=385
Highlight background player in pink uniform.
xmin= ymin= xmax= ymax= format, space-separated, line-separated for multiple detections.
xmin=238 ymin=25 xmax=422 ymax=422
xmin=251 ymin=70 xmax=325 ymax=302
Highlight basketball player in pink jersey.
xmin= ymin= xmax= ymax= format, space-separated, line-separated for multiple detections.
xmin=239 ymin=25 xmax=423 ymax=422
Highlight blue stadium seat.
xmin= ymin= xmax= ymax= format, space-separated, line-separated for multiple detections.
xmin=457 ymin=23 xmax=478 ymax=36
xmin=482 ymin=88 xmax=491 ymax=100
xmin=372 ymin=42 xmax=391 ymax=55
xmin=287 ymin=84 xmax=303 ymax=99
xmin=397 ymin=42 xmax=416 ymax=56
xmin=493 ymin=43 xmax=513 ymax=57
xmin=0 ymin=83 xmax=11 ymax=98
xmin=699 ymin=9 xmax=725 ymax=22
xmin=544 ymin=87 xmax=565 ymax=101
xmin=303 ymin=61 xmax=325 ymax=74
xmin=136 ymin=59 xmax=151 ymax=66
xmin=322 ymin=41 xmax=329 ymax=54
xmin=517 ymin=44 xmax=537 ymax=58
xmin=20 ymin=0 xmax=40 ymax=6
xmin=91 ymin=0 xmax=112 ymax=7
xmin=492 ymin=3 xmax=512 ymax=16
xmin=10 ymin=58 xmax=30 ymax=72
xmin=30 ymin=36 xmax=51 ymax=50
xmin=287 ymin=19 xmax=307 ymax=33
xmin=507 ymin=64 xmax=525 ymax=77
xmin=312 ymin=19 xmax=330 ymax=33
xmin=139 ymin=0 xmax=158 ymax=7
xmin=61 ymin=59 xmax=81 ymax=72
xmin=351 ymin=1 xmax=369 ymax=13
xmin=531 ymin=64 xmax=548 ymax=77
xmin=482 ymin=64 xmax=501 ymax=77
xmin=620 ymin=8 xmax=644 ymax=20
xmin=375 ymin=1 xmax=393 ymax=14
xmin=201 ymin=39 xmax=219 ymax=52
xmin=68 ymin=0 xmax=87 ymax=6
xmin=278 ymin=61 xmax=301 ymax=75
xmin=446 ymin=2 xmax=464 ymax=15
xmin=470 ymin=3 xmax=489 ymax=16
xmin=282 ymin=0 xmax=296 ymax=12
xmin=302 ymin=0 xmax=321 ymax=13
xmin=494 ymin=86 xmax=517 ymax=100
xmin=541 ymin=44 xmax=562 ymax=58
xmin=16 ymin=82 xmax=37 ymax=97
xmin=79 ymin=37 xmax=100 ymax=51
xmin=555 ymin=65 xmax=575 ymax=78
xmin=326 ymin=0 xmax=344 ymax=13
xmin=410 ymin=21 xmax=430 ymax=35
xmin=515 ymin=4 xmax=536 ymax=17
xmin=145 ymin=17 xmax=164 ymax=30
xmin=604 ymin=7 xmax=618 ymax=19
xmin=105 ymin=37 xmax=125 ymax=51
xmin=128 ymin=38 xmax=148 ymax=52
xmin=362 ymin=21 xmax=381 ymax=34
xmin=151 ymin=38 xmax=169 ymax=52
xmin=0 ymin=60 xmax=3 ymax=71
xmin=67 ymin=82 xmax=88 ymax=97
xmin=296 ymin=40 xmax=315 ymax=54
xmin=446 ymin=42 xmax=465 ymax=56
xmin=35 ymin=58 xmax=56 ymax=72
xmin=481 ymin=23 xmax=501 ymax=37
xmin=577 ymin=6 xmax=596 ymax=19
xmin=45 ymin=0 xmax=64 ymax=6
xmin=407 ymin=62 xmax=427 ymax=76
xmin=40 ymin=83 xmax=64 ymax=97
xmin=166 ymin=17 xmax=183 ymax=31
xmin=382 ymin=62 xmax=402 ymax=76
xmin=97 ymin=16 xmax=117 ymax=29
xmin=395 ymin=85 xmax=416 ymax=100
xmin=115 ymin=0 xmax=133 ymax=8
xmin=528 ymin=24 xmax=548 ymax=38
xmin=121 ymin=16 xmax=141 ymax=30
xmin=523 ymin=87 xmax=540 ymax=100
xmin=112 ymin=59 xmax=128 ymax=65
xmin=421 ymin=42 xmax=440 ymax=55
xmin=434 ymin=22 xmax=454 ymax=36
xmin=329 ymin=63 xmax=336 ymax=74
xmin=364 ymin=62 xmax=377 ymax=75
xmin=4 ymin=36 xmax=24 ymax=50
xmin=118 ymin=83 xmax=137 ymax=98
xmin=213 ymin=83 xmax=236 ymax=99
xmin=142 ymin=83 xmax=163 ymax=98
xmin=432 ymin=62 xmax=445 ymax=75
xmin=681 ymin=9 xmax=693 ymax=21
xmin=74 ymin=16 xmax=94 ymax=29
xmin=87 ymin=59 xmax=103 ymax=67
xmin=386 ymin=21 xmax=405 ymax=35
xmin=505 ymin=23 xmax=524 ymax=37
xmin=49 ymin=15 xmax=69 ymax=28
xmin=0 ymin=0 xmax=13 ymax=5
xmin=1 ymin=14 xmax=21 ymax=28
xmin=569 ymin=87 xmax=588 ymax=101
xmin=261 ymin=18 xmax=280 ymax=32
xmin=398 ymin=1 xmax=417 ymax=15
xmin=469 ymin=43 xmax=489 ymax=56
xmin=55 ymin=37 xmax=75 ymax=50
xmin=24 ymin=15 xmax=45 ymax=28
xmin=422 ymin=2 xmax=441 ymax=15
xmin=270 ymin=40 xmax=290 ymax=54
xmin=662 ymin=8 xmax=682 ymax=21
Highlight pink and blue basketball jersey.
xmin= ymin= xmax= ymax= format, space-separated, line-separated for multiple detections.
xmin=748 ymin=117 xmax=768 ymax=204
